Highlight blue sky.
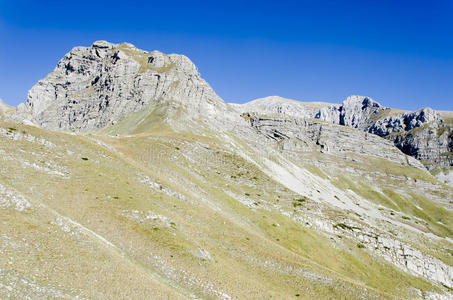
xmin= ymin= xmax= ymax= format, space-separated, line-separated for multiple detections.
xmin=0 ymin=0 xmax=452 ymax=110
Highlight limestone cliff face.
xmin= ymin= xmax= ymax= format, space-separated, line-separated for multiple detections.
xmin=334 ymin=96 xmax=452 ymax=169
xmin=242 ymin=113 xmax=424 ymax=169
xmin=316 ymin=95 xmax=382 ymax=128
xmin=239 ymin=95 xmax=453 ymax=170
xmin=15 ymin=41 xmax=230 ymax=131
xmin=233 ymin=96 xmax=330 ymax=119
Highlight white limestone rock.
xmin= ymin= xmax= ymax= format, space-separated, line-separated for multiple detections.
xmin=369 ymin=107 xmax=442 ymax=136
xmin=14 ymin=41 xmax=232 ymax=132
xmin=239 ymin=95 xmax=451 ymax=170
xmin=242 ymin=113 xmax=425 ymax=169
xmin=233 ymin=95 xmax=332 ymax=119
xmin=339 ymin=95 xmax=382 ymax=128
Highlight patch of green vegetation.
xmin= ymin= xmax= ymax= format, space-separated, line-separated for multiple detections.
xmin=100 ymin=102 xmax=170 ymax=135
xmin=117 ymin=43 xmax=175 ymax=74
xmin=292 ymin=202 xmax=302 ymax=208
xmin=406 ymin=123 xmax=432 ymax=134
xmin=382 ymin=189 xmax=453 ymax=238
xmin=292 ymin=197 xmax=309 ymax=208
xmin=430 ymin=166 xmax=452 ymax=177
xmin=440 ymin=152 xmax=453 ymax=157
xmin=241 ymin=113 xmax=252 ymax=121
xmin=250 ymin=210 xmax=437 ymax=297
xmin=168 ymin=80 xmax=180 ymax=91
xmin=303 ymin=164 xmax=329 ymax=179
xmin=332 ymin=175 xmax=398 ymax=210
xmin=0 ymin=118 xmax=446 ymax=299
xmin=295 ymin=197 xmax=308 ymax=202
xmin=436 ymin=126 xmax=450 ymax=137
xmin=387 ymin=130 xmax=405 ymax=137
xmin=371 ymin=157 xmax=438 ymax=184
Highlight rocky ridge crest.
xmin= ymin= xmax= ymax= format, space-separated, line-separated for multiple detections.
xmin=238 ymin=95 xmax=452 ymax=170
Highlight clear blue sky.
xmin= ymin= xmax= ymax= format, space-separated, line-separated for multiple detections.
xmin=1 ymin=0 xmax=452 ymax=110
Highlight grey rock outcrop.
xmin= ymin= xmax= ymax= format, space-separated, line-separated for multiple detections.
xmin=242 ymin=113 xmax=424 ymax=169
xmin=339 ymin=95 xmax=382 ymax=128
xmin=14 ymin=41 xmax=232 ymax=132
xmin=233 ymin=96 xmax=331 ymax=119
xmin=316 ymin=104 xmax=341 ymax=124
xmin=316 ymin=96 xmax=452 ymax=169
xmin=368 ymin=107 xmax=442 ymax=136
xmin=386 ymin=125 xmax=453 ymax=168
xmin=240 ymin=95 xmax=453 ymax=170
xmin=315 ymin=95 xmax=381 ymax=127
xmin=327 ymin=218 xmax=453 ymax=289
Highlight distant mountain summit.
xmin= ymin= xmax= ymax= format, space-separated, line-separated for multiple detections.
xmin=236 ymin=95 xmax=453 ymax=171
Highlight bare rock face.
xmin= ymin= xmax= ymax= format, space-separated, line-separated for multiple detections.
xmin=242 ymin=113 xmax=424 ymax=169
xmin=332 ymin=97 xmax=452 ymax=169
xmin=339 ymin=95 xmax=382 ymax=128
xmin=386 ymin=125 xmax=453 ymax=168
xmin=365 ymin=107 xmax=451 ymax=169
xmin=369 ymin=107 xmax=442 ymax=136
xmin=316 ymin=104 xmax=341 ymax=124
xmin=240 ymin=95 xmax=452 ymax=170
xmin=233 ymin=96 xmax=330 ymax=119
xmin=315 ymin=95 xmax=381 ymax=127
xmin=15 ymin=41 xmax=230 ymax=131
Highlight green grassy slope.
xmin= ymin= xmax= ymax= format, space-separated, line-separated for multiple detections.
xmin=0 ymin=117 xmax=451 ymax=299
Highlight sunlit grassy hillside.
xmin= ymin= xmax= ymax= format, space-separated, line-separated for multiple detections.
xmin=0 ymin=115 xmax=452 ymax=299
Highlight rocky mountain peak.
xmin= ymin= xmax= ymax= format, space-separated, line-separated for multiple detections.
xmin=14 ymin=41 xmax=226 ymax=132
xmin=340 ymin=95 xmax=383 ymax=128
xmin=233 ymin=95 xmax=334 ymax=119
xmin=342 ymin=95 xmax=381 ymax=107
